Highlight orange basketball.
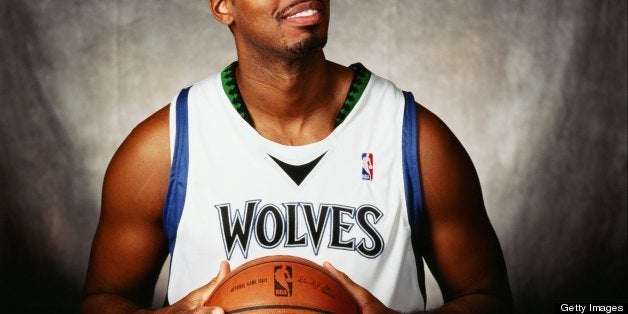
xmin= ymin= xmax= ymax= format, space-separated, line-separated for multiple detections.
xmin=206 ymin=255 xmax=359 ymax=313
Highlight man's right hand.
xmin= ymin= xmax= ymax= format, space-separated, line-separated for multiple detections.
xmin=153 ymin=261 xmax=231 ymax=314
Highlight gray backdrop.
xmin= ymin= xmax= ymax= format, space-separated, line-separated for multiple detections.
xmin=1 ymin=1 xmax=626 ymax=313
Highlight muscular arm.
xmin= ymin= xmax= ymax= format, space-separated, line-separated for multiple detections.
xmin=417 ymin=105 xmax=512 ymax=313
xmin=324 ymin=104 xmax=512 ymax=314
xmin=82 ymin=106 xmax=172 ymax=312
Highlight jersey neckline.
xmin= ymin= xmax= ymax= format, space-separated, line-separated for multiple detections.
xmin=220 ymin=61 xmax=371 ymax=129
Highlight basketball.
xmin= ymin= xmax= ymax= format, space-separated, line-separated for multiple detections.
xmin=206 ymin=255 xmax=359 ymax=313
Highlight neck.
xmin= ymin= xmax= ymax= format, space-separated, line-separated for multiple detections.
xmin=235 ymin=50 xmax=352 ymax=145
xmin=236 ymin=50 xmax=330 ymax=117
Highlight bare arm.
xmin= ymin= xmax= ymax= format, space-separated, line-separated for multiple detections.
xmin=82 ymin=105 xmax=172 ymax=312
xmin=327 ymin=104 xmax=512 ymax=314
xmin=82 ymin=105 xmax=230 ymax=313
xmin=417 ymin=104 xmax=512 ymax=313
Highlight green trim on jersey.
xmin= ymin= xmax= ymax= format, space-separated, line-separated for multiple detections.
xmin=221 ymin=62 xmax=254 ymax=126
xmin=335 ymin=63 xmax=371 ymax=127
xmin=220 ymin=61 xmax=371 ymax=128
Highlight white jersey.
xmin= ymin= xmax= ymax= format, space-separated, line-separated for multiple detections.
xmin=163 ymin=63 xmax=426 ymax=312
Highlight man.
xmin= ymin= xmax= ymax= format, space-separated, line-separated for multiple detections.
xmin=82 ymin=0 xmax=512 ymax=313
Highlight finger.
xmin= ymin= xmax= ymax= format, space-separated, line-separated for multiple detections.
xmin=201 ymin=260 xmax=232 ymax=295
xmin=323 ymin=262 xmax=386 ymax=311
xmin=193 ymin=306 xmax=225 ymax=314
xmin=186 ymin=261 xmax=232 ymax=305
xmin=180 ymin=306 xmax=224 ymax=314
xmin=216 ymin=260 xmax=231 ymax=281
xmin=323 ymin=262 xmax=367 ymax=296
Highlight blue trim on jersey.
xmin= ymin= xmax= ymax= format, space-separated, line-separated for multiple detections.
xmin=163 ymin=87 xmax=191 ymax=253
xmin=401 ymin=91 xmax=427 ymax=308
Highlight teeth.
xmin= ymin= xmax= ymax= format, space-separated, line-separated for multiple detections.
xmin=287 ymin=9 xmax=318 ymax=19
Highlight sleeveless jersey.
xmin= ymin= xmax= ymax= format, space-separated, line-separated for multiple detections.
xmin=163 ymin=63 xmax=426 ymax=312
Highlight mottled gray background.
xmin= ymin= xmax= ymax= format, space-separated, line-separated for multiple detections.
xmin=1 ymin=1 xmax=626 ymax=313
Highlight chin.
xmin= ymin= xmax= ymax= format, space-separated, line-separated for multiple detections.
xmin=286 ymin=34 xmax=328 ymax=56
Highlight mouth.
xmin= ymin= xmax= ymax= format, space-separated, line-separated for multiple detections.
xmin=287 ymin=8 xmax=319 ymax=19
xmin=278 ymin=0 xmax=326 ymax=27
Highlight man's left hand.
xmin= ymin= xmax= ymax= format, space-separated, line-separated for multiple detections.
xmin=323 ymin=262 xmax=402 ymax=314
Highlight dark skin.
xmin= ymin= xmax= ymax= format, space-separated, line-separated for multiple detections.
xmin=82 ymin=0 xmax=512 ymax=313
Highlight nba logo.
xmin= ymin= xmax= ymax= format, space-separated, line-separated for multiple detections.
xmin=361 ymin=153 xmax=373 ymax=180
xmin=274 ymin=265 xmax=293 ymax=297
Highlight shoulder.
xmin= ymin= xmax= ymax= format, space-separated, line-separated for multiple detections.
xmin=121 ymin=104 xmax=170 ymax=155
xmin=415 ymin=103 xmax=483 ymax=211
xmin=417 ymin=104 xmax=475 ymax=170
xmin=108 ymin=104 xmax=170 ymax=176
xmin=103 ymin=104 xmax=171 ymax=220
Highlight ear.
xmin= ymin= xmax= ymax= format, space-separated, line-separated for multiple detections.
xmin=209 ymin=0 xmax=234 ymax=26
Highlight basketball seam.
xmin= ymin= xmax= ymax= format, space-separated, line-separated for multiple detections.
xmin=227 ymin=304 xmax=333 ymax=314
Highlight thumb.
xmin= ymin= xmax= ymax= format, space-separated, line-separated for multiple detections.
xmin=184 ymin=261 xmax=231 ymax=307
xmin=323 ymin=262 xmax=371 ymax=303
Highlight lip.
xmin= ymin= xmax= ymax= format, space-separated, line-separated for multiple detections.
xmin=278 ymin=0 xmax=326 ymax=27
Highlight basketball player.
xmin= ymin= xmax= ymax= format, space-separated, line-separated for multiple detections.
xmin=82 ymin=0 xmax=512 ymax=313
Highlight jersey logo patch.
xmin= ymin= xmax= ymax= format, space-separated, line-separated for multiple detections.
xmin=269 ymin=153 xmax=326 ymax=185
xmin=362 ymin=153 xmax=374 ymax=180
